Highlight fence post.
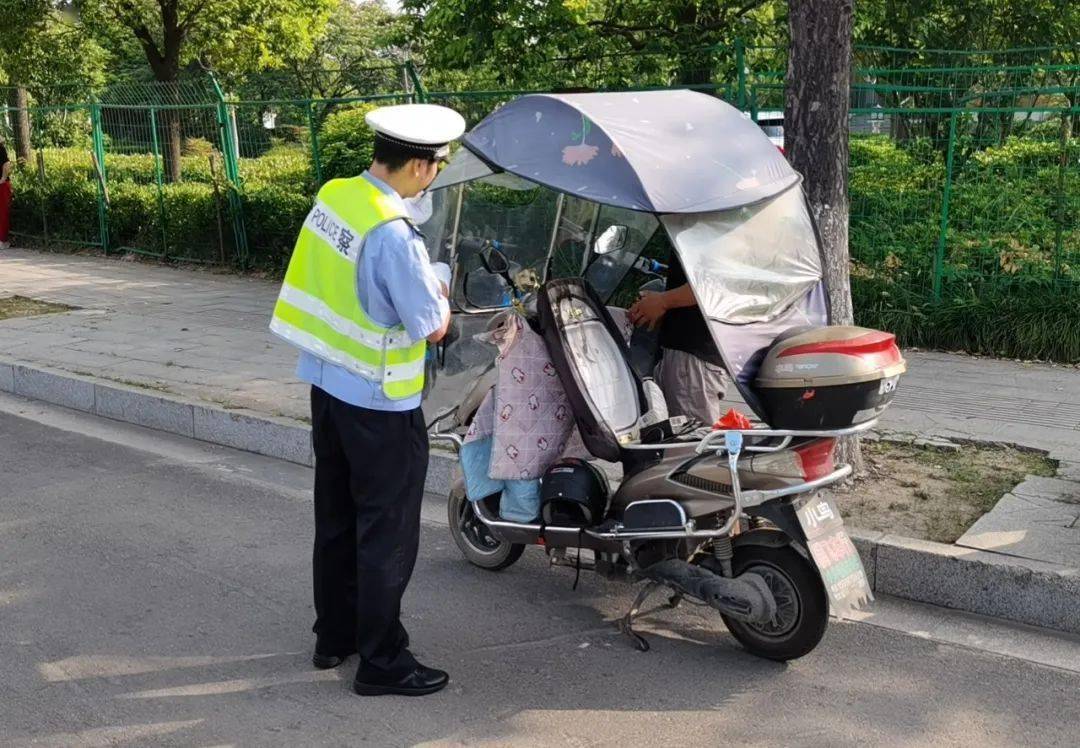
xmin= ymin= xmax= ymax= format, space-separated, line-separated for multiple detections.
xmin=209 ymin=72 xmax=249 ymax=265
xmin=1051 ymin=112 xmax=1069 ymax=280
xmin=35 ymin=150 xmax=49 ymax=247
xmin=405 ymin=60 xmax=427 ymax=103
xmin=933 ymin=109 xmax=959 ymax=302
xmin=148 ymin=106 xmax=169 ymax=258
xmin=735 ymin=37 xmax=747 ymax=110
xmin=89 ymin=102 xmax=110 ymax=253
xmin=307 ymin=101 xmax=323 ymax=188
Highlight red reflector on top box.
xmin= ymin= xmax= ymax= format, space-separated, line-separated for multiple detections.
xmin=777 ymin=330 xmax=903 ymax=369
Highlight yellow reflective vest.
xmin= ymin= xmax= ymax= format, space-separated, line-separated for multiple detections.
xmin=269 ymin=176 xmax=427 ymax=400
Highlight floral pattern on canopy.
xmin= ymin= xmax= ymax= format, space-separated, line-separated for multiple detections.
xmin=460 ymin=89 xmax=799 ymax=214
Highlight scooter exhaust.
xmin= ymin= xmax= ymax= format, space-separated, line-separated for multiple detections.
xmin=639 ymin=559 xmax=777 ymax=624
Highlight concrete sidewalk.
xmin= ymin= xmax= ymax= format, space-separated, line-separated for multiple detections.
xmin=3 ymin=248 xmax=1079 ymax=451
xmin=2 ymin=247 xmax=1079 ymax=632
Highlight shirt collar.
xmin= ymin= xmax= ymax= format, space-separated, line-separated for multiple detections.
xmin=363 ymin=170 xmax=404 ymax=201
xmin=363 ymin=170 xmax=420 ymax=225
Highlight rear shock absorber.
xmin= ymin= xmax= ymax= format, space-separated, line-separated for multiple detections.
xmin=712 ymin=535 xmax=734 ymax=577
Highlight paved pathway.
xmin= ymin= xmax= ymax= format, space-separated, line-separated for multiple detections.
xmin=0 ymin=249 xmax=308 ymax=420
xmin=3 ymin=248 xmax=1079 ymax=454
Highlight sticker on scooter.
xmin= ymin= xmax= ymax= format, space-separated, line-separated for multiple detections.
xmin=879 ymin=375 xmax=899 ymax=395
xmin=796 ymin=497 xmax=872 ymax=618
xmin=724 ymin=431 xmax=743 ymax=456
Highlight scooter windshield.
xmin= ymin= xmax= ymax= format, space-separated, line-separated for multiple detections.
xmin=660 ymin=185 xmax=822 ymax=326
xmin=660 ymin=184 xmax=829 ymax=405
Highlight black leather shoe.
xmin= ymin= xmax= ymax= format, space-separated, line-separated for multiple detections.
xmin=353 ymin=665 xmax=449 ymax=697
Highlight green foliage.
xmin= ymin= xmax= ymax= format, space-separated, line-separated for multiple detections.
xmin=11 ymin=141 xmax=314 ymax=264
xmin=10 ymin=169 xmax=100 ymax=243
xmin=241 ymin=184 xmax=315 ymax=270
xmin=856 ymin=0 xmax=1079 ymax=57
xmin=0 ymin=6 xmax=107 ymax=100
xmin=848 ymin=127 xmax=1080 ymax=362
xmin=854 ymin=278 xmax=1080 ymax=362
xmin=182 ymin=137 xmax=215 ymax=157
xmin=233 ymin=0 xmax=409 ymax=101
xmin=317 ymin=103 xmax=379 ymax=181
xmin=403 ymin=0 xmax=787 ymax=91
xmin=105 ymin=181 xmax=225 ymax=261
xmin=76 ymin=0 xmax=336 ymax=80
xmin=239 ymin=146 xmax=312 ymax=187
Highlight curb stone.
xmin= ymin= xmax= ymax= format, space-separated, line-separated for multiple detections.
xmin=849 ymin=529 xmax=1080 ymax=635
xmin=0 ymin=356 xmax=314 ymax=466
xmin=2 ymin=357 xmax=1077 ymax=635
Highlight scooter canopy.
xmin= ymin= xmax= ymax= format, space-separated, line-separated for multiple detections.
xmin=432 ymin=89 xmax=798 ymax=214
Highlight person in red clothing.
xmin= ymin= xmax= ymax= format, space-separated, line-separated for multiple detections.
xmin=0 ymin=136 xmax=12 ymax=250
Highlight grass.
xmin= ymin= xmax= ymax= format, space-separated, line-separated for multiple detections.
xmin=0 ymin=295 xmax=75 ymax=321
xmin=831 ymin=439 xmax=1057 ymax=543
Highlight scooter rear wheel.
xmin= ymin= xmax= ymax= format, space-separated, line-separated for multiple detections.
xmin=448 ymin=491 xmax=526 ymax=571
xmin=718 ymin=543 xmax=828 ymax=661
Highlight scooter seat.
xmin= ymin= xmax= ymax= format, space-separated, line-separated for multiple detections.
xmin=538 ymin=278 xmax=650 ymax=462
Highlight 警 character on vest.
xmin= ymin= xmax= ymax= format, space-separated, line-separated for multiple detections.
xmin=270 ymin=103 xmax=465 ymax=697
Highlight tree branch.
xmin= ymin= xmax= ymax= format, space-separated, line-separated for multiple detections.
xmin=585 ymin=20 xmax=666 ymax=34
xmin=179 ymin=0 xmax=213 ymax=34
xmin=109 ymin=0 xmax=165 ymax=70
xmin=733 ymin=0 xmax=769 ymax=19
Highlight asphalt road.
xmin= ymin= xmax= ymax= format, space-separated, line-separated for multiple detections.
xmin=2 ymin=394 xmax=1079 ymax=747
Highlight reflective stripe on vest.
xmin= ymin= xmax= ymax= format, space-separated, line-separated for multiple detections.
xmin=269 ymin=176 xmax=427 ymax=400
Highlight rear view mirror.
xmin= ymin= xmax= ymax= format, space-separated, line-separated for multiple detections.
xmin=480 ymin=244 xmax=510 ymax=275
xmin=593 ymin=224 xmax=628 ymax=256
xmin=463 ymin=269 xmax=511 ymax=309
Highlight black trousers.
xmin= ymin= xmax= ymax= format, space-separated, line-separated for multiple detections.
xmin=310 ymin=385 xmax=428 ymax=679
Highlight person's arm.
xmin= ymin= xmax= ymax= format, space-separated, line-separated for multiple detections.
xmin=381 ymin=226 xmax=452 ymax=344
xmin=425 ymin=292 xmax=452 ymax=343
xmin=628 ymin=283 xmax=697 ymax=329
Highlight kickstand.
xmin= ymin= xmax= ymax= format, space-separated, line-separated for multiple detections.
xmin=618 ymin=581 xmax=659 ymax=652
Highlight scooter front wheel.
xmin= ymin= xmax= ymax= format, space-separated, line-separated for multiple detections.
xmin=447 ymin=490 xmax=526 ymax=571
xmin=717 ymin=543 xmax=829 ymax=661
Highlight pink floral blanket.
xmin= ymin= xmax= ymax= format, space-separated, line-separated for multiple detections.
xmin=464 ymin=308 xmax=632 ymax=480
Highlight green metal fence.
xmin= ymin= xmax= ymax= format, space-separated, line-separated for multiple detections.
xmin=1 ymin=51 xmax=1077 ymax=312
xmin=2 ymin=70 xmax=419 ymax=269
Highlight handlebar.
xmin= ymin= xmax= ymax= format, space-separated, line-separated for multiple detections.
xmin=633 ymin=256 xmax=668 ymax=275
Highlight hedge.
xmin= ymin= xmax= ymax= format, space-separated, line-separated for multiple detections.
xmin=8 ymin=126 xmax=1079 ymax=360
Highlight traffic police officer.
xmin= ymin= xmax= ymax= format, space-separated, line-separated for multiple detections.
xmin=270 ymin=103 xmax=465 ymax=697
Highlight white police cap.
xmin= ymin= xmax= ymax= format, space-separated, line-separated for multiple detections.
xmin=365 ymin=104 xmax=466 ymax=160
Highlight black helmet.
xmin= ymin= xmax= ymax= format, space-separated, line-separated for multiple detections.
xmin=540 ymin=458 xmax=609 ymax=527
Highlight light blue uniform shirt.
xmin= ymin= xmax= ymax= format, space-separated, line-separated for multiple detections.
xmin=296 ymin=172 xmax=448 ymax=411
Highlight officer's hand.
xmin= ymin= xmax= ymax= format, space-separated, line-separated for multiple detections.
xmin=628 ymin=291 xmax=669 ymax=330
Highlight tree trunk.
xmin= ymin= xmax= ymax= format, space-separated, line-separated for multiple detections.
xmin=784 ymin=0 xmax=863 ymax=472
xmin=8 ymin=86 xmax=32 ymax=164
xmin=163 ymin=106 xmax=184 ymax=183
xmin=159 ymin=80 xmax=183 ymax=183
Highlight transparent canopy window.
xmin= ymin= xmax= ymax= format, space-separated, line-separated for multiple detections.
xmin=449 ymin=173 xmax=561 ymax=310
xmin=661 ymin=186 xmax=822 ymax=325
xmin=556 ymin=294 xmax=641 ymax=436
xmin=549 ymin=195 xmax=660 ymax=300
xmin=421 ymin=176 xmax=663 ymax=312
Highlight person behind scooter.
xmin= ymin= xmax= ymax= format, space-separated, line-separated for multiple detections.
xmin=628 ymin=252 xmax=730 ymax=426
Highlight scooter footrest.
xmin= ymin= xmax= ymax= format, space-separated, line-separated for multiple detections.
xmin=622 ymin=499 xmax=688 ymax=530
